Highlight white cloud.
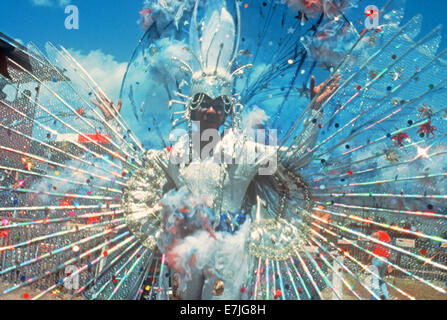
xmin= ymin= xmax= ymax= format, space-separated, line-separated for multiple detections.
xmin=58 ymin=0 xmax=71 ymax=6
xmin=68 ymin=49 xmax=127 ymax=101
xmin=30 ymin=0 xmax=71 ymax=7
xmin=30 ymin=0 xmax=52 ymax=6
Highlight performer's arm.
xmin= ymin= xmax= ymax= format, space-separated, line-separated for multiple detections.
xmin=91 ymin=91 xmax=122 ymax=122
xmin=90 ymin=90 xmax=127 ymax=142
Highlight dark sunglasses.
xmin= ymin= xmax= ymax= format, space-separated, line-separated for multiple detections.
xmin=190 ymin=93 xmax=232 ymax=114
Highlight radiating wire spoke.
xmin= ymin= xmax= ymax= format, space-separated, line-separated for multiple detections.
xmin=0 ymin=185 xmax=117 ymax=202
xmin=0 ymin=110 xmax=128 ymax=185
xmin=0 ymin=165 xmax=122 ymax=194
xmin=0 ymin=222 xmax=126 ymax=276
xmin=57 ymin=45 xmax=145 ymax=155
xmin=30 ymin=42 xmax=144 ymax=158
xmin=306 ymin=211 xmax=447 ymax=273
xmin=315 ymin=201 xmax=446 ymax=219
xmin=0 ymin=143 xmax=125 ymax=186
xmin=0 ymin=204 xmax=121 ymax=215
xmin=68 ymin=239 xmax=139 ymax=299
xmin=311 ymin=144 xmax=447 ymax=185
xmin=281 ymin=14 xmax=422 ymax=153
xmin=0 ymin=231 xmax=133 ymax=297
xmin=305 ymin=130 xmax=447 ymax=179
xmin=281 ymin=260 xmax=301 ymax=300
xmin=4 ymin=59 xmax=140 ymax=170
xmin=307 ymin=238 xmax=362 ymax=299
xmin=90 ymin=244 xmax=144 ymax=299
xmin=308 ymin=236 xmax=363 ymax=300
xmin=107 ymin=248 xmax=149 ymax=300
xmin=289 ymin=30 xmax=447 ymax=162
xmin=31 ymin=233 xmax=136 ymax=300
xmin=309 ymin=225 xmax=415 ymax=300
xmin=312 ymin=220 xmax=444 ymax=297
xmin=0 ymin=218 xmax=124 ymax=254
xmin=293 ymin=249 xmax=323 ymax=299
xmin=302 ymin=244 xmax=343 ymax=300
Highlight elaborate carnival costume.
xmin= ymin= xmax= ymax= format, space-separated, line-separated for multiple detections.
xmin=0 ymin=0 xmax=447 ymax=300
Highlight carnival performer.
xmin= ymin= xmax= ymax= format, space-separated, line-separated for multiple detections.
xmin=90 ymin=0 xmax=342 ymax=299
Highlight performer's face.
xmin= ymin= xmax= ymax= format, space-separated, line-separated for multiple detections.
xmin=190 ymin=93 xmax=228 ymax=130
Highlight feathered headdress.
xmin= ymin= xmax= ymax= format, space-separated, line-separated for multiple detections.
xmin=168 ymin=0 xmax=252 ymax=131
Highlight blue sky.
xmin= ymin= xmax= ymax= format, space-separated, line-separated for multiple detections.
xmin=1 ymin=0 xmax=143 ymax=62
xmin=2 ymin=0 xmax=447 ymax=61
xmin=1 ymin=0 xmax=447 ymax=99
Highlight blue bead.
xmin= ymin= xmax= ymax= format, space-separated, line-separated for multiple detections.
xmin=236 ymin=213 xmax=246 ymax=225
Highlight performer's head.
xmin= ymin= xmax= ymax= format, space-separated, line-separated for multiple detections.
xmin=179 ymin=2 xmax=247 ymax=132
xmin=188 ymin=72 xmax=234 ymax=131
xmin=189 ymin=93 xmax=230 ymax=131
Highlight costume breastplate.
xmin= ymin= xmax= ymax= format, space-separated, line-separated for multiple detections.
xmin=165 ymin=131 xmax=262 ymax=212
